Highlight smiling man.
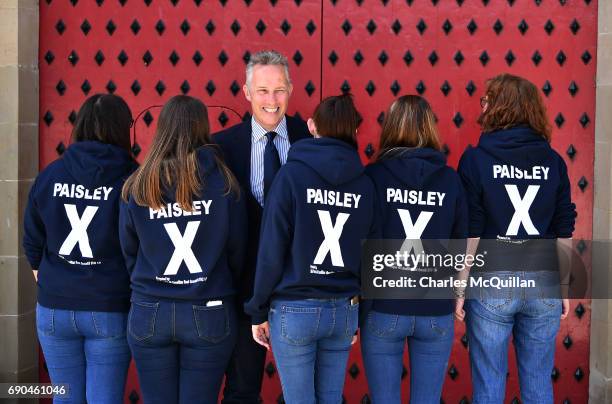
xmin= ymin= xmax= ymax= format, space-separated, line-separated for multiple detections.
xmin=214 ymin=50 xmax=310 ymax=404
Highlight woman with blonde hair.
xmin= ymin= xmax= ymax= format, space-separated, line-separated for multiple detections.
xmin=361 ymin=95 xmax=468 ymax=403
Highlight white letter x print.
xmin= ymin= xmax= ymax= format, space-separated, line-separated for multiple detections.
xmin=313 ymin=210 xmax=350 ymax=267
xmin=163 ymin=221 xmax=203 ymax=275
xmin=59 ymin=204 xmax=98 ymax=258
xmin=505 ymin=184 xmax=540 ymax=236
xmin=398 ymin=209 xmax=433 ymax=257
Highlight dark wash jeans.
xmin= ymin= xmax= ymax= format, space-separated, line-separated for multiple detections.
xmin=127 ymin=298 xmax=237 ymax=404
xmin=269 ymin=297 xmax=359 ymax=404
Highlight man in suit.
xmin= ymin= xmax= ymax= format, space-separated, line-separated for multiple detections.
xmin=214 ymin=50 xmax=311 ymax=404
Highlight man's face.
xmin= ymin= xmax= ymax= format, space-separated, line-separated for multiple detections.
xmin=244 ymin=64 xmax=293 ymax=131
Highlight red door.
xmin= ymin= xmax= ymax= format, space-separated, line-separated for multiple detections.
xmin=39 ymin=1 xmax=595 ymax=402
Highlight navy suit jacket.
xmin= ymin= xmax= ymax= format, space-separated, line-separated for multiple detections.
xmin=213 ymin=115 xmax=311 ymax=306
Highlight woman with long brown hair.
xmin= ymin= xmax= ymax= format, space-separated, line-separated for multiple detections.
xmin=119 ymin=95 xmax=246 ymax=404
xmin=457 ymin=74 xmax=575 ymax=403
xmin=361 ymin=95 xmax=468 ymax=403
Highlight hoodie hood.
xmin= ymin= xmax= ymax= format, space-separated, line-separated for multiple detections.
xmin=478 ymin=126 xmax=553 ymax=169
xmin=287 ymin=137 xmax=364 ymax=186
xmin=379 ymin=147 xmax=447 ymax=190
xmin=62 ymin=141 xmax=135 ymax=188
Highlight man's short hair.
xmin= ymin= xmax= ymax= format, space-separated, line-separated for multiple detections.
xmin=245 ymin=50 xmax=291 ymax=88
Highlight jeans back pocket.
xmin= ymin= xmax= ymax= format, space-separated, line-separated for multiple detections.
xmin=36 ymin=304 xmax=54 ymax=336
xmin=129 ymin=301 xmax=158 ymax=341
xmin=193 ymin=304 xmax=230 ymax=343
xmin=280 ymin=305 xmax=321 ymax=346
xmin=92 ymin=311 xmax=128 ymax=338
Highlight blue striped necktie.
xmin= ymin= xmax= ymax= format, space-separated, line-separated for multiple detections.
xmin=263 ymin=131 xmax=281 ymax=200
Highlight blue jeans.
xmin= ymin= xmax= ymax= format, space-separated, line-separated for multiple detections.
xmin=269 ymin=298 xmax=359 ymax=404
xmin=127 ymin=298 xmax=237 ymax=404
xmin=36 ymin=303 xmax=131 ymax=404
xmin=466 ymin=272 xmax=562 ymax=404
xmin=360 ymin=311 xmax=454 ymax=404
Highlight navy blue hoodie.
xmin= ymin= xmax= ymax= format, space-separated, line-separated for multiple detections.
xmin=23 ymin=141 xmax=137 ymax=312
xmin=365 ymin=148 xmax=468 ymax=315
xmin=458 ymin=126 xmax=576 ymax=240
xmin=245 ymin=138 xmax=380 ymax=325
xmin=119 ymin=146 xmax=247 ymax=303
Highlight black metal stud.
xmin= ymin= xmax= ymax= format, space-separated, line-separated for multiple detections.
xmin=582 ymin=50 xmax=592 ymax=65
xmin=544 ymin=19 xmax=555 ymax=35
xmin=306 ymin=20 xmax=316 ymax=35
xmin=575 ymin=302 xmax=585 ymax=318
xmin=230 ymin=80 xmax=240 ymax=96
xmin=390 ymin=80 xmax=401 ymax=96
xmin=328 ymin=51 xmax=339 ymax=66
xmin=44 ymin=51 xmax=55 ymax=65
xmin=342 ymin=20 xmax=352 ymax=35
xmin=518 ymin=19 xmax=528 ymax=35
xmin=305 ymin=81 xmax=315 ymax=96
xmin=153 ymin=20 xmax=164 ymax=35
xmin=563 ymin=335 xmax=573 ymax=349
xmin=454 ymin=51 xmax=464 ymax=66
xmin=479 ymin=51 xmax=490 ymax=66
xmin=56 ymin=80 xmax=66 ymax=96
xmin=428 ymin=51 xmax=439 ymax=66
xmin=180 ymin=80 xmax=190 ymax=94
xmin=366 ymin=81 xmax=376 ymax=96
xmin=348 ymin=363 xmax=360 ymax=379
xmin=341 ymin=80 xmax=351 ymax=94
xmin=403 ymin=51 xmax=414 ymax=66
xmin=568 ymin=81 xmax=579 ymax=96
xmin=95 ymin=50 xmax=105 ymax=66
xmin=416 ymin=80 xmax=426 ymax=94
xmin=143 ymin=111 xmax=153 ymax=127
xmin=377 ymin=112 xmax=385 ymax=125
xmin=218 ymin=51 xmax=228 ymax=66
xmin=542 ymin=81 xmax=552 ymax=97
xmin=143 ymin=50 xmax=153 ymax=66
xmin=574 ymin=368 xmax=584 ymax=382
xmin=466 ymin=81 xmax=476 ymax=96
xmin=378 ymin=51 xmax=389 ymax=66
xmin=131 ymin=143 xmax=141 ymax=157
xmin=243 ymin=51 xmax=251 ymax=65
xmin=417 ymin=19 xmax=427 ymax=35
xmin=106 ymin=80 xmax=117 ymax=94
xmin=118 ymin=50 xmax=129 ymax=66
xmin=130 ymin=19 xmax=141 ymax=35
xmin=361 ymin=394 xmax=371 ymax=404
xmin=81 ymin=80 xmax=91 ymax=95
xmin=218 ymin=111 xmax=229 ymax=127
xmin=128 ymin=390 xmax=139 ymax=404
xmin=68 ymin=50 xmax=79 ymax=66
xmin=131 ymin=80 xmax=141 ymax=95
xmin=265 ymin=362 xmax=276 ymax=377
xmin=401 ymin=366 xmax=408 ymax=380
xmin=441 ymin=81 xmax=451 ymax=96
xmin=206 ymin=81 xmax=216 ymax=96
xmin=365 ymin=143 xmax=375 ymax=158
xmin=566 ymin=144 xmax=576 ymax=160
xmin=551 ymin=366 xmax=560 ymax=381
xmin=461 ymin=333 xmax=469 ymax=348
xmin=442 ymin=19 xmax=452 ymax=35
xmin=392 ymin=19 xmax=402 ymax=35
xmin=106 ymin=20 xmax=116 ymax=35
xmin=578 ymin=176 xmax=588 ymax=191
xmin=532 ymin=51 xmax=543 ymax=66
xmin=56 ymin=19 xmax=66 ymax=35
xmin=580 ymin=113 xmax=590 ymax=128
xmin=56 ymin=141 xmax=66 ymax=155
xmin=555 ymin=113 xmax=565 ymax=128
xmin=155 ymin=81 xmax=166 ymax=96
xmin=556 ymin=51 xmax=567 ymax=66
xmin=493 ymin=19 xmax=503 ymax=34
xmin=68 ymin=110 xmax=77 ymax=125
xmin=467 ymin=19 xmax=477 ymax=35
xmin=205 ymin=20 xmax=215 ymax=35
xmin=353 ymin=51 xmax=364 ymax=66
xmin=255 ymin=19 xmax=266 ymax=35
xmin=44 ymin=111 xmax=54 ymax=127
xmin=281 ymin=20 xmax=291 ymax=35
xmin=231 ymin=20 xmax=241 ymax=36
xmin=459 ymin=396 xmax=470 ymax=404
xmin=292 ymin=51 xmax=303 ymax=66
xmin=192 ymin=51 xmax=203 ymax=66
xmin=80 ymin=19 xmax=91 ymax=35
xmin=448 ymin=365 xmax=458 ymax=380
xmin=453 ymin=112 xmax=464 ymax=128
xmin=505 ymin=50 xmax=516 ymax=66
xmin=366 ymin=20 xmax=377 ymax=35
xmin=510 ymin=398 xmax=520 ymax=404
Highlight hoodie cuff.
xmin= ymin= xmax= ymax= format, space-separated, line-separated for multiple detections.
xmin=251 ymin=314 xmax=268 ymax=325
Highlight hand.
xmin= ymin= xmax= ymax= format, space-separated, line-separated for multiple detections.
xmin=454 ymin=297 xmax=465 ymax=322
xmin=252 ymin=322 xmax=271 ymax=350
xmin=561 ymin=299 xmax=570 ymax=320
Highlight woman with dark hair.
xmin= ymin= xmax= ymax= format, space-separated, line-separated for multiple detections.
xmin=119 ymin=95 xmax=246 ymax=404
xmin=23 ymin=93 xmax=137 ymax=403
xmin=245 ymin=94 xmax=379 ymax=403
xmin=360 ymin=95 xmax=468 ymax=403
xmin=456 ymin=74 xmax=576 ymax=403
